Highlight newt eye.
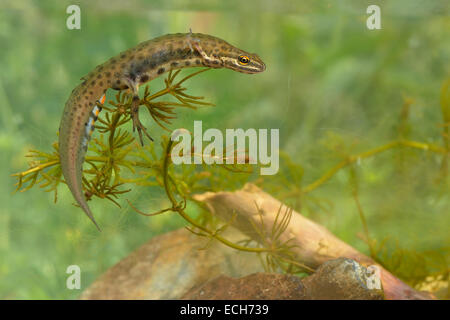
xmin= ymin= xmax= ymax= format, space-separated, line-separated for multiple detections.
xmin=238 ymin=55 xmax=250 ymax=65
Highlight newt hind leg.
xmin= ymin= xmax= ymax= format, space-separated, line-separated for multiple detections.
xmin=123 ymin=77 xmax=154 ymax=146
xmin=131 ymin=94 xmax=153 ymax=146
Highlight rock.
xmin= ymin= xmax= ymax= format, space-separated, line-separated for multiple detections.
xmin=193 ymin=184 xmax=433 ymax=300
xmin=301 ymin=258 xmax=384 ymax=299
xmin=80 ymin=228 xmax=265 ymax=299
xmin=183 ymin=258 xmax=384 ymax=300
xmin=81 ymin=225 xmax=384 ymax=300
xmin=182 ymin=273 xmax=306 ymax=299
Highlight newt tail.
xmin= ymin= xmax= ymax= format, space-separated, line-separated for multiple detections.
xmin=58 ymin=32 xmax=266 ymax=230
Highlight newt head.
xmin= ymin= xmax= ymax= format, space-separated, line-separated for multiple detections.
xmin=191 ymin=33 xmax=266 ymax=74
xmin=222 ymin=51 xmax=266 ymax=74
xmin=213 ymin=49 xmax=266 ymax=74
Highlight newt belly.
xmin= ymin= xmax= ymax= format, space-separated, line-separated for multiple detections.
xmin=58 ymin=32 xmax=266 ymax=230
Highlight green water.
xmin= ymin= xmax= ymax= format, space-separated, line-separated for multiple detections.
xmin=0 ymin=0 xmax=448 ymax=299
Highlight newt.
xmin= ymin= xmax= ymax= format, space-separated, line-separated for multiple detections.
xmin=59 ymin=32 xmax=266 ymax=230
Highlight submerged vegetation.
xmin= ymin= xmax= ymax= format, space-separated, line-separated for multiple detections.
xmin=12 ymin=70 xmax=450 ymax=296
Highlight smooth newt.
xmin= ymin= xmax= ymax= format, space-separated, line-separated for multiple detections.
xmin=59 ymin=32 xmax=266 ymax=230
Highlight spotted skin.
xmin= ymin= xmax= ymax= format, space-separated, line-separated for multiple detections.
xmin=59 ymin=32 xmax=266 ymax=230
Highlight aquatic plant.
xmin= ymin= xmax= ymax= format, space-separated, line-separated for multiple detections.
xmin=12 ymin=71 xmax=450 ymax=294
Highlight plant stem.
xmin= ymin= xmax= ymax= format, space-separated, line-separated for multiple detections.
xmin=162 ymin=139 xmax=269 ymax=253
